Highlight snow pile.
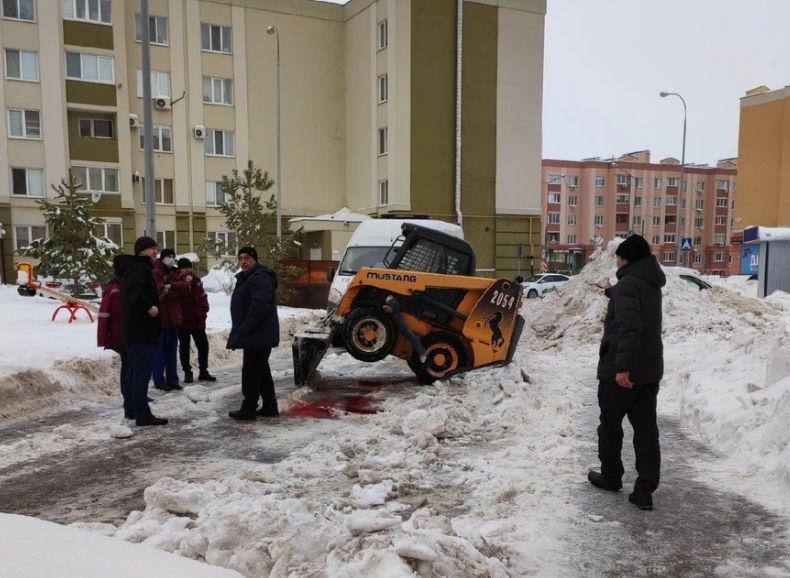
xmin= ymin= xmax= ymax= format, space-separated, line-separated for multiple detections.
xmin=101 ymin=361 xmax=586 ymax=577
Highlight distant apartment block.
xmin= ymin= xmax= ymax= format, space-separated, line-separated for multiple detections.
xmin=542 ymin=151 xmax=737 ymax=275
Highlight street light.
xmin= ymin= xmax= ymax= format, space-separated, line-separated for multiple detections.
xmin=660 ymin=91 xmax=687 ymax=266
xmin=267 ymin=25 xmax=283 ymax=241
xmin=610 ymin=161 xmax=642 ymax=237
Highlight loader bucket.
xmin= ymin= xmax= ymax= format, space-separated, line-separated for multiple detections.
xmin=292 ymin=328 xmax=333 ymax=386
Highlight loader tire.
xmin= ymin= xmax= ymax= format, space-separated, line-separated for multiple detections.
xmin=409 ymin=332 xmax=469 ymax=384
xmin=342 ymin=307 xmax=396 ymax=362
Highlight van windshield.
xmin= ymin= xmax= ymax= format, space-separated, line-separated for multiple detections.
xmin=339 ymin=246 xmax=391 ymax=275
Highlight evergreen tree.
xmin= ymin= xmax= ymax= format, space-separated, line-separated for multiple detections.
xmin=18 ymin=170 xmax=119 ymax=296
xmin=202 ymin=160 xmax=301 ymax=299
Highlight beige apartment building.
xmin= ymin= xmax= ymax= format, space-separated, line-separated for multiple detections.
xmin=541 ymin=151 xmax=737 ymax=275
xmin=0 ymin=0 xmax=545 ymax=283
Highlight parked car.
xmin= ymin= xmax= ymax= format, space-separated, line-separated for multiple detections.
xmin=679 ymin=274 xmax=712 ymax=291
xmin=522 ymin=273 xmax=570 ymax=298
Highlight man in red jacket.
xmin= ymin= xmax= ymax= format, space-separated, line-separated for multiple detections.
xmin=176 ymin=258 xmax=215 ymax=383
xmin=98 ymin=254 xmax=134 ymax=408
xmin=152 ymin=248 xmax=191 ymax=391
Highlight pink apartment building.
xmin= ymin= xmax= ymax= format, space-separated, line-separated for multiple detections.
xmin=541 ymin=151 xmax=737 ymax=275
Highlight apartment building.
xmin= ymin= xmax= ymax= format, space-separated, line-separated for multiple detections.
xmin=541 ymin=151 xmax=737 ymax=275
xmin=0 ymin=0 xmax=545 ymax=283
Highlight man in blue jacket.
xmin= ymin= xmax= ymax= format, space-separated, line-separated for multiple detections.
xmin=227 ymin=246 xmax=280 ymax=420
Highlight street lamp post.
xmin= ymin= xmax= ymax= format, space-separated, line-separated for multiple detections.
xmin=660 ymin=91 xmax=687 ymax=267
xmin=267 ymin=25 xmax=282 ymax=241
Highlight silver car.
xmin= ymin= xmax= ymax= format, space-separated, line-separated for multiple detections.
xmin=522 ymin=273 xmax=571 ymax=298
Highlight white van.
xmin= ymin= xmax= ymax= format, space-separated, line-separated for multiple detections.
xmin=326 ymin=219 xmax=464 ymax=311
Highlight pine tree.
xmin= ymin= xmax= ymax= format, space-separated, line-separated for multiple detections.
xmin=18 ymin=170 xmax=119 ymax=296
xmin=202 ymin=160 xmax=301 ymax=299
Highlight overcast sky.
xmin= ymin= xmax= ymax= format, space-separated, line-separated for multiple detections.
xmin=543 ymin=0 xmax=790 ymax=165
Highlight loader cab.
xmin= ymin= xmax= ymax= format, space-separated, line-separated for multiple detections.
xmin=385 ymin=224 xmax=476 ymax=276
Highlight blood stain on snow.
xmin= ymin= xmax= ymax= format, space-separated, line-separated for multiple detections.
xmin=283 ymin=394 xmax=379 ymax=419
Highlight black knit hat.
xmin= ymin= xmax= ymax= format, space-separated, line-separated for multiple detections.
xmin=177 ymin=257 xmax=193 ymax=269
xmin=160 ymin=248 xmax=176 ymax=259
xmin=134 ymin=235 xmax=158 ymax=255
xmin=238 ymin=246 xmax=258 ymax=261
xmin=615 ymin=234 xmax=651 ymax=263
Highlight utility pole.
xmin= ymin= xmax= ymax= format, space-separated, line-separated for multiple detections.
xmin=141 ymin=0 xmax=156 ymax=240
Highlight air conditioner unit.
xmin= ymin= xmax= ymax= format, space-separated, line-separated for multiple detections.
xmin=193 ymin=125 xmax=206 ymax=139
xmin=568 ymin=185 xmax=576 ymax=190
xmin=155 ymin=97 xmax=171 ymax=110
xmin=129 ymin=113 xmax=139 ymax=128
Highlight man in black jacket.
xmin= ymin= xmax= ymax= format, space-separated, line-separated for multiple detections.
xmin=588 ymin=234 xmax=665 ymax=510
xmin=121 ymin=236 xmax=168 ymax=426
xmin=227 ymin=246 xmax=280 ymax=420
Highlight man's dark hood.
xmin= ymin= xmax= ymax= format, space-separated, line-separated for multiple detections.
xmin=616 ymin=255 xmax=666 ymax=289
xmin=113 ymin=254 xmax=136 ymax=278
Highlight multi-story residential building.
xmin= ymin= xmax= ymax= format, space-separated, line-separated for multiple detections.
xmin=731 ymin=85 xmax=790 ymax=274
xmin=541 ymin=151 xmax=737 ymax=275
xmin=0 ymin=0 xmax=545 ymax=283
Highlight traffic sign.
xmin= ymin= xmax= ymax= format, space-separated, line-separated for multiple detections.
xmin=680 ymin=237 xmax=693 ymax=252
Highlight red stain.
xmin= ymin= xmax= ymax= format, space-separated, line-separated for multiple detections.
xmin=283 ymin=395 xmax=379 ymax=419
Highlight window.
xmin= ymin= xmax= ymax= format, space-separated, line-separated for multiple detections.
xmin=714 ymin=235 xmax=726 ymax=246
xmin=156 ymin=230 xmax=176 ymax=250
xmin=8 ymin=108 xmax=40 ymax=138
xmin=378 ymin=127 xmax=388 ymax=155
xmin=667 ymin=177 xmax=678 ymax=187
xmin=595 ymin=196 xmax=604 ymax=207
xmin=567 ymin=234 xmax=577 ymax=244
xmin=634 ymin=196 xmax=642 ymax=207
xmin=715 ymin=216 xmax=727 ymax=225
xmin=567 ymin=215 xmax=577 ymax=225
xmin=567 ymin=195 xmax=578 ymax=207
xmin=11 ymin=168 xmax=44 ymax=197
xmin=716 ymin=179 xmax=730 ymax=192
xmin=633 ymin=216 xmax=642 ymax=226
xmin=696 ymin=181 xmax=705 ymax=193
xmin=14 ymin=225 xmax=46 ymax=250
xmin=66 ymin=52 xmax=114 ymax=83
xmin=682 ymin=180 xmax=687 ymax=192
xmin=666 ymin=196 xmax=677 ymax=206
xmin=617 ymin=174 xmax=629 ymax=186
xmin=210 ymin=231 xmax=236 ymax=256
xmin=714 ymin=252 xmax=725 ymax=262
xmin=716 ymin=198 xmax=728 ymax=208
xmin=652 ymin=235 xmax=661 ymax=245
xmin=2 ymin=0 xmax=34 ymax=20
xmin=378 ymin=74 xmax=388 ymax=103
xmin=79 ymin=118 xmax=113 ymax=138
xmin=653 ymin=197 xmax=662 ymax=208
xmin=546 ymin=233 xmax=559 ymax=243
xmin=695 ymin=199 xmax=704 ymax=211
xmin=664 ymin=234 xmax=676 ymax=243
xmin=377 ymin=19 xmax=388 ymax=50
xmin=139 ymin=124 xmax=172 ymax=152
xmin=206 ymin=181 xmax=226 ymax=207
xmin=694 ymin=218 xmax=703 ymax=228
xmin=654 ymin=178 xmax=662 ymax=189
xmin=693 ymin=253 xmax=704 ymax=264
xmin=202 ymin=76 xmax=233 ymax=105
xmin=652 ymin=216 xmax=661 ymax=226
xmin=567 ymin=176 xmax=579 ymax=187
xmin=63 ymin=0 xmax=111 ymax=24
xmin=635 ymin=177 xmax=643 ymax=189
xmin=548 ymin=213 xmax=560 ymax=225
xmin=141 ymin=178 xmax=174 ymax=204
xmin=664 ymin=215 xmax=676 ymax=225
xmin=204 ymin=129 xmax=235 ymax=157
xmin=694 ymin=236 xmax=703 ymax=246
xmin=136 ymin=69 xmax=170 ymax=98
xmin=594 ymin=215 xmax=604 ymax=226
xmin=616 ymin=214 xmax=629 ymax=224
xmin=595 ymin=176 xmax=605 ymax=187
xmin=135 ymin=14 xmax=168 ymax=45
xmin=95 ymin=221 xmax=122 ymax=246
xmin=548 ymin=192 xmax=561 ymax=204
xmin=548 ymin=174 xmax=562 ymax=184
xmin=662 ymin=252 xmax=676 ymax=262
xmin=72 ymin=166 xmax=119 ymax=193
xmin=616 ymin=194 xmax=629 ymax=204
xmin=4 ymin=49 xmax=38 ymax=81
xmin=201 ymin=23 xmax=231 ymax=53
xmin=379 ymin=179 xmax=389 ymax=205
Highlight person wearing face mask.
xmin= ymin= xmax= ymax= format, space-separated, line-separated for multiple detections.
xmin=152 ymin=248 xmax=191 ymax=391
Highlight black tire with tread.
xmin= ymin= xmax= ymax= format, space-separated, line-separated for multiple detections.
xmin=342 ymin=307 xmax=396 ymax=362
xmin=408 ymin=332 xmax=469 ymax=384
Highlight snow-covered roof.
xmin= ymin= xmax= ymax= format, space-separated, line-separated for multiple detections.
xmin=743 ymin=226 xmax=790 ymax=243
xmin=289 ymin=207 xmax=371 ymax=232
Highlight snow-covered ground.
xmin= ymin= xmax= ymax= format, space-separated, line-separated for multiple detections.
xmin=2 ymin=243 xmax=790 ymax=576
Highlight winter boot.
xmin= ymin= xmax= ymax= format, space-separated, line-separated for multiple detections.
xmin=628 ymin=489 xmax=653 ymax=511
xmin=153 ymin=381 xmax=166 ymax=391
xmin=256 ymin=406 xmax=280 ymax=418
xmin=198 ymin=371 xmax=217 ymax=382
xmin=588 ymin=470 xmax=622 ymax=492
xmin=229 ymin=408 xmax=257 ymax=421
xmin=136 ymin=414 xmax=168 ymax=427
xmin=183 ymin=371 xmax=194 ymax=384
xmin=162 ymin=383 xmax=183 ymax=392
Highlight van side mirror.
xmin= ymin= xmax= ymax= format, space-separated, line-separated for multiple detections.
xmin=326 ymin=267 xmax=336 ymax=283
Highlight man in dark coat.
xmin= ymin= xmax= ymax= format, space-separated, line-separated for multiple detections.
xmin=121 ymin=236 xmax=168 ymax=426
xmin=152 ymin=248 xmax=190 ymax=390
xmin=177 ymin=257 xmax=215 ymax=383
xmin=227 ymin=246 xmax=280 ymax=420
xmin=588 ymin=234 xmax=665 ymax=511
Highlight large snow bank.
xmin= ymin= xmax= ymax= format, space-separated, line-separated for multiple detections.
xmin=0 ymin=513 xmax=243 ymax=578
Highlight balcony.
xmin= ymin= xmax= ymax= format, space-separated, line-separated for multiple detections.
xmin=67 ymin=111 xmax=119 ymax=163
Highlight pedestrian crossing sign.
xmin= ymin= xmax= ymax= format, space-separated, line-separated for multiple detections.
xmin=680 ymin=237 xmax=693 ymax=252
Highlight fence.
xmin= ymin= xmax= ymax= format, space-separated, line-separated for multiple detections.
xmin=280 ymin=259 xmax=338 ymax=309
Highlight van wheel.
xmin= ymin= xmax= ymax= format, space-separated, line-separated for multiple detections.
xmin=342 ymin=308 xmax=396 ymax=362
xmin=409 ymin=332 xmax=469 ymax=384
xmin=527 ymin=289 xmax=538 ymax=299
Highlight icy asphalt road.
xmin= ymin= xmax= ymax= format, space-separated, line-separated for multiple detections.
xmin=0 ymin=349 xmax=788 ymax=577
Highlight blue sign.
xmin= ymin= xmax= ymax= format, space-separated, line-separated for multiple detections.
xmin=680 ymin=237 xmax=693 ymax=252
xmin=740 ymin=244 xmax=760 ymax=275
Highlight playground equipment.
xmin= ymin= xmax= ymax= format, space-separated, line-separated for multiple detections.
xmin=16 ymin=262 xmax=99 ymax=323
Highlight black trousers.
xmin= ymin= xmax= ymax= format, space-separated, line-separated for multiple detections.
xmin=597 ymin=380 xmax=661 ymax=493
xmin=241 ymin=347 xmax=278 ymax=412
xmin=179 ymin=329 xmax=209 ymax=373
xmin=110 ymin=347 xmax=127 ymax=394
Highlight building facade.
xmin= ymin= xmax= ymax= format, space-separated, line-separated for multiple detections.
xmin=0 ymin=0 xmax=545 ymax=283
xmin=542 ymin=151 xmax=737 ymax=275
